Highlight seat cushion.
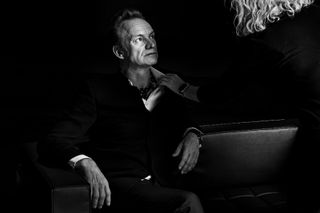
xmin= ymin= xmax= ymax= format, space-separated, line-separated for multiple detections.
xmin=198 ymin=184 xmax=288 ymax=213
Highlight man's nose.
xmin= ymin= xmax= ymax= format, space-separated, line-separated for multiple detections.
xmin=145 ymin=38 xmax=156 ymax=49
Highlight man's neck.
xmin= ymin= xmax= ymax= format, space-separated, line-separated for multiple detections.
xmin=125 ymin=66 xmax=152 ymax=89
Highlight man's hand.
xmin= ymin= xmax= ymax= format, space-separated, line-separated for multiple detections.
xmin=75 ymin=158 xmax=111 ymax=209
xmin=159 ymin=73 xmax=186 ymax=95
xmin=172 ymin=132 xmax=201 ymax=174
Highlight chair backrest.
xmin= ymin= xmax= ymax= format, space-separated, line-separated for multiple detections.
xmin=182 ymin=119 xmax=299 ymax=189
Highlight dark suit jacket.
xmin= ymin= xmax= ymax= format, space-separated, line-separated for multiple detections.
xmin=38 ymin=70 xmax=196 ymax=185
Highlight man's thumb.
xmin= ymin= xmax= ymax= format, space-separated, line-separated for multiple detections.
xmin=172 ymin=143 xmax=182 ymax=157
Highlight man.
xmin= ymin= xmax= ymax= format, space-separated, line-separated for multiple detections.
xmin=160 ymin=0 xmax=320 ymax=212
xmin=38 ymin=8 xmax=204 ymax=213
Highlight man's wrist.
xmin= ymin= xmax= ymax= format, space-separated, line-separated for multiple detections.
xmin=68 ymin=154 xmax=91 ymax=169
xmin=184 ymin=127 xmax=203 ymax=137
xmin=183 ymin=127 xmax=204 ymax=146
xmin=178 ymin=82 xmax=190 ymax=96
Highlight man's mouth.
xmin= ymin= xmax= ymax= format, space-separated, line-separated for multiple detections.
xmin=145 ymin=52 xmax=157 ymax=56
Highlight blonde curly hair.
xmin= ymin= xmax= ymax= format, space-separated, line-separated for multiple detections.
xmin=229 ymin=0 xmax=314 ymax=36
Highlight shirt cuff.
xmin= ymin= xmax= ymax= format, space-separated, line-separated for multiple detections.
xmin=68 ymin=154 xmax=91 ymax=169
xmin=183 ymin=127 xmax=204 ymax=138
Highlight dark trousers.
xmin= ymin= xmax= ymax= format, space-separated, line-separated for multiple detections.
xmin=94 ymin=177 xmax=204 ymax=213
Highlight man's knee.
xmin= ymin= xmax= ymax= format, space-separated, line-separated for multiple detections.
xmin=177 ymin=192 xmax=203 ymax=213
xmin=183 ymin=192 xmax=201 ymax=204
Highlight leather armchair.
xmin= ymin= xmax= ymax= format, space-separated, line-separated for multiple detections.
xmin=17 ymin=118 xmax=300 ymax=213
xmin=16 ymin=142 xmax=90 ymax=213
xmin=180 ymin=118 xmax=299 ymax=213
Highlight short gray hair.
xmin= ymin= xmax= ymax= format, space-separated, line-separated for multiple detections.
xmin=111 ymin=8 xmax=145 ymax=45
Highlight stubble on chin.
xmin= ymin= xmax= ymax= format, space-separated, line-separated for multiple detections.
xmin=145 ymin=54 xmax=158 ymax=65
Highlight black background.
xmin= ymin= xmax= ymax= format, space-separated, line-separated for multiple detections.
xmin=13 ymin=0 xmax=233 ymax=65
xmin=6 ymin=0 xmax=320 ymax=139
xmin=8 ymin=0 xmax=235 ymax=112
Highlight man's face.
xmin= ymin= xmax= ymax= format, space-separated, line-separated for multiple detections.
xmin=118 ymin=18 xmax=158 ymax=67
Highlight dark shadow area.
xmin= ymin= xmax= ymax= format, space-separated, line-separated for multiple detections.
xmin=6 ymin=0 xmax=320 ymax=212
xmin=7 ymin=0 xmax=237 ymax=144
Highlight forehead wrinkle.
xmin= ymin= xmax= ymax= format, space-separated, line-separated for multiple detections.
xmin=125 ymin=19 xmax=153 ymax=38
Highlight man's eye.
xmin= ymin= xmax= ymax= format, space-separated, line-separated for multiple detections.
xmin=133 ymin=37 xmax=143 ymax=43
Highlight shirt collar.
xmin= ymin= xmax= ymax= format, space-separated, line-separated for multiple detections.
xmin=127 ymin=66 xmax=165 ymax=86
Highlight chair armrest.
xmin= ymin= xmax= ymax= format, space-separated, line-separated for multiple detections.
xmin=34 ymin=162 xmax=90 ymax=213
xmin=181 ymin=119 xmax=298 ymax=189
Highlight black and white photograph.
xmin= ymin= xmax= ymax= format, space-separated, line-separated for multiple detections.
xmin=7 ymin=0 xmax=320 ymax=212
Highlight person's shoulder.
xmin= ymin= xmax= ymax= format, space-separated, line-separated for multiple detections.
xmin=304 ymin=4 xmax=320 ymax=17
xmin=293 ymin=4 xmax=320 ymax=25
xmin=265 ymin=4 xmax=318 ymax=30
xmin=251 ymin=4 xmax=320 ymax=48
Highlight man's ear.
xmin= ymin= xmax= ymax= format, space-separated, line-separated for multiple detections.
xmin=112 ymin=45 xmax=125 ymax=59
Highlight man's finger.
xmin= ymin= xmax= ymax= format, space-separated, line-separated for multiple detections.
xmin=161 ymin=78 xmax=173 ymax=84
xmin=98 ymin=187 xmax=106 ymax=209
xmin=181 ymin=148 xmax=199 ymax=174
xmin=92 ymin=186 xmax=99 ymax=209
xmin=179 ymin=151 xmax=190 ymax=171
xmin=159 ymin=80 xmax=169 ymax=86
xmin=181 ymin=155 xmax=193 ymax=173
xmin=172 ymin=142 xmax=183 ymax=157
xmin=105 ymin=185 xmax=111 ymax=206
xmin=184 ymin=155 xmax=197 ymax=173
xmin=90 ymin=184 xmax=94 ymax=199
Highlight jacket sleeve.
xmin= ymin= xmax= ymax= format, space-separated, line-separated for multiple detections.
xmin=38 ymin=80 xmax=97 ymax=167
